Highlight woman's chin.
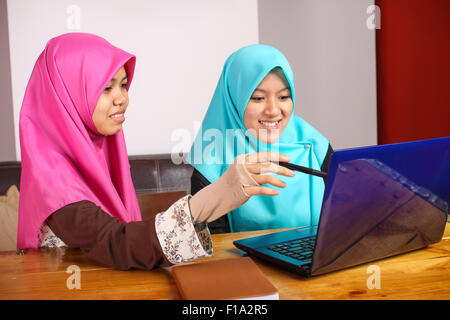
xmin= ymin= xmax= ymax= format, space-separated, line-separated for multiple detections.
xmin=257 ymin=132 xmax=281 ymax=145
xmin=97 ymin=124 xmax=123 ymax=136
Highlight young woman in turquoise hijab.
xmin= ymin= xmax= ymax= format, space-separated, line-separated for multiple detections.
xmin=188 ymin=44 xmax=333 ymax=233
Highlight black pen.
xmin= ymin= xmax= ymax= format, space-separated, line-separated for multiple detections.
xmin=277 ymin=161 xmax=328 ymax=179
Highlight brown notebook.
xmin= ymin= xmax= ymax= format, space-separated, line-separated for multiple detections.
xmin=171 ymin=257 xmax=279 ymax=300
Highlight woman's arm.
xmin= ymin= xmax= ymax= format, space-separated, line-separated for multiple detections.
xmin=190 ymin=168 xmax=211 ymax=195
xmin=190 ymin=167 xmax=231 ymax=234
xmin=320 ymin=144 xmax=334 ymax=184
xmin=321 ymin=144 xmax=334 ymax=174
xmin=46 ymin=196 xmax=212 ymax=270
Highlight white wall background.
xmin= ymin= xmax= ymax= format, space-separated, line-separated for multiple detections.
xmin=6 ymin=0 xmax=259 ymax=160
xmin=3 ymin=0 xmax=377 ymax=161
xmin=259 ymin=0 xmax=378 ymax=150
xmin=0 ymin=0 xmax=16 ymax=162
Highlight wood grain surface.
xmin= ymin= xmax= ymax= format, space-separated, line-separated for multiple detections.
xmin=1 ymin=223 xmax=449 ymax=300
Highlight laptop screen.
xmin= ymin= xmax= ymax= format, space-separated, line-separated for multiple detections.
xmin=310 ymin=136 xmax=450 ymax=276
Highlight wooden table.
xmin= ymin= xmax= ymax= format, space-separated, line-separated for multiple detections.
xmin=1 ymin=223 xmax=449 ymax=300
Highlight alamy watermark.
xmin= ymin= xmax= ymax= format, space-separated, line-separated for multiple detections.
xmin=366 ymin=264 xmax=381 ymax=289
xmin=66 ymin=264 xmax=81 ymax=290
xmin=66 ymin=5 xmax=81 ymax=30
xmin=366 ymin=5 xmax=381 ymax=30
xmin=170 ymin=122 xmax=282 ymax=166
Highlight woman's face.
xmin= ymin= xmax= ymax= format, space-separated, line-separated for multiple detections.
xmin=92 ymin=67 xmax=129 ymax=135
xmin=243 ymin=70 xmax=293 ymax=144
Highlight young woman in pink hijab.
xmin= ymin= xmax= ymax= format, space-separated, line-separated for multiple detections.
xmin=17 ymin=33 xmax=294 ymax=270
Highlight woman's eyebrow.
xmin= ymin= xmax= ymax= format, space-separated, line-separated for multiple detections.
xmin=253 ymin=87 xmax=290 ymax=93
xmin=110 ymin=74 xmax=128 ymax=82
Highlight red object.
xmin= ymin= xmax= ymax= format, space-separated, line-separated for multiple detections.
xmin=376 ymin=0 xmax=450 ymax=144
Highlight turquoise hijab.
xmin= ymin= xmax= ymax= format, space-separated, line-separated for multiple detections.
xmin=187 ymin=44 xmax=329 ymax=232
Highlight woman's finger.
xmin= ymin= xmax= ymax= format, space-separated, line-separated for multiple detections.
xmin=246 ymin=162 xmax=295 ymax=177
xmin=251 ymin=174 xmax=287 ymax=188
xmin=245 ymin=151 xmax=291 ymax=164
xmin=244 ymin=186 xmax=279 ymax=197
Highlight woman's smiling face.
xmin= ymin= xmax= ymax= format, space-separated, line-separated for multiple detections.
xmin=92 ymin=66 xmax=129 ymax=135
xmin=243 ymin=68 xmax=293 ymax=144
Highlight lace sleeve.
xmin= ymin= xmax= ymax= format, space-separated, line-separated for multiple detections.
xmin=155 ymin=195 xmax=213 ymax=264
xmin=39 ymin=222 xmax=67 ymax=248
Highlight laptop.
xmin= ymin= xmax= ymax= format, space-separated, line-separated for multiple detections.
xmin=233 ymin=136 xmax=450 ymax=277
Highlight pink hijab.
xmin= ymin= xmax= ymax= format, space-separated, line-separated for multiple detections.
xmin=17 ymin=33 xmax=141 ymax=249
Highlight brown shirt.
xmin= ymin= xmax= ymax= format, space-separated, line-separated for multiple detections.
xmin=46 ymin=200 xmax=173 ymax=270
xmin=43 ymin=196 xmax=213 ymax=270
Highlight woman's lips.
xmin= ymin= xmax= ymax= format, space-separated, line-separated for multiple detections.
xmin=110 ymin=113 xmax=125 ymax=123
xmin=258 ymin=120 xmax=281 ymax=130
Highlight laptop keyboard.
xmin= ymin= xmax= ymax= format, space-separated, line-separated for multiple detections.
xmin=267 ymin=236 xmax=316 ymax=262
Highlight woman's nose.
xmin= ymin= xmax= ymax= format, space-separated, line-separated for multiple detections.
xmin=264 ymin=96 xmax=281 ymax=115
xmin=113 ymin=90 xmax=126 ymax=106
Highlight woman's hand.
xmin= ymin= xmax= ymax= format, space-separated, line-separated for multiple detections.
xmin=239 ymin=151 xmax=295 ymax=196
xmin=188 ymin=152 xmax=295 ymax=223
